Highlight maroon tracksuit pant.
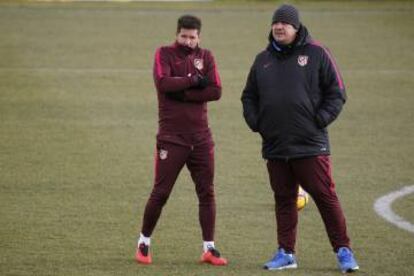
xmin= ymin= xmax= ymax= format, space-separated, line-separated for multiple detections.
xmin=141 ymin=130 xmax=216 ymax=241
xmin=267 ymin=155 xmax=350 ymax=252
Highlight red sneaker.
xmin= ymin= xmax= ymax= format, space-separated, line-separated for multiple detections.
xmin=200 ymin=248 xmax=228 ymax=266
xmin=135 ymin=243 xmax=152 ymax=264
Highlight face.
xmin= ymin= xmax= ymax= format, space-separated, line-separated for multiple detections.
xmin=176 ymin=28 xmax=200 ymax=49
xmin=272 ymin=22 xmax=297 ymax=45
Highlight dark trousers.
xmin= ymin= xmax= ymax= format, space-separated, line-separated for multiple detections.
xmin=267 ymin=155 xmax=350 ymax=252
xmin=141 ymin=130 xmax=216 ymax=241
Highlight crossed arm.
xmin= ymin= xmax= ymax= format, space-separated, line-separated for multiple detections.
xmin=153 ymin=47 xmax=222 ymax=103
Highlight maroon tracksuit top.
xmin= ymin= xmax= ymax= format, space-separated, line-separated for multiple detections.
xmin=153 ymin=42 xmax=222 ymax=134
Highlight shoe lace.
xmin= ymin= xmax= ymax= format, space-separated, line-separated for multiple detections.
xmin=208 ymin=248 xmax=221 ymax=258
xmin=275 ymin=251 xmax=283 ymax=259
xmin=273 ymin=249 xmax=294 ymax=262
xmin=139 ymin=243 xmax=149 ymax=256
xmin=338 ymin=249 xmax=352 ymax=263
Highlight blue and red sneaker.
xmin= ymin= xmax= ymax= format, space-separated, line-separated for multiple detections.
xmin=337 ymin=247 xmax=359 ymax=273
xmin=263 ymin=248 xmax=298 ymax=270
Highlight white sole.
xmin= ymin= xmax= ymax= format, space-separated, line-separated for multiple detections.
xmin=265 ymin=263 xmax=298 ymax=270
xmin=341 ymin=265 xmax=359 ymax=273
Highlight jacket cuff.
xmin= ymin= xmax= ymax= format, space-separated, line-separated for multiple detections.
xmin=316 ymin=112 xmax=328 ymax=129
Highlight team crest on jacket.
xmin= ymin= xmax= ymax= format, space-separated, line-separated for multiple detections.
xmin=194 ymin=59 xmax=204 ymax=70
xmin=298 ymin=55 xmax=309 ymax=67
xmin=159 ymin=149 xmax=168 ymax=160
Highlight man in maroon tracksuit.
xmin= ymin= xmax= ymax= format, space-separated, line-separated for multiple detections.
xmin=135 ymin=15 xmax=227 ymax=266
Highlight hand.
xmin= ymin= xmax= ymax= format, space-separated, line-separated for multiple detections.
xmin=190 ymin=74 xmax=209 ymax=89
xmin=197 ymin=75 xmax=209 ymax=89
xmin=166 ymin=91 xmax=185 ymax=102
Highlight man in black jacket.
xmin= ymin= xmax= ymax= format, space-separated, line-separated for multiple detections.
xmin=241 ymin=4 xmax=359 ymax=273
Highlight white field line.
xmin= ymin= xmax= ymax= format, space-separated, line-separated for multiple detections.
xmin=0 ymin=67 xmax=413 ymax=75
xmin=374 ymin=185 xmax=414 ymax=234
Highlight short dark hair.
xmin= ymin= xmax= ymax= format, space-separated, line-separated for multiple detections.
xmin=177 ymin=15 xmax=202 ymax=34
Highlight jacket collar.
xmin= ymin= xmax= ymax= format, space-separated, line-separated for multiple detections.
xmin=173 ymin=41 xmax=199 ymax=56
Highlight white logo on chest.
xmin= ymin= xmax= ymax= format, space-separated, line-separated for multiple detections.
xmin=194 ymin=58 xmax=204 ymax=70
xmin=297 ymin=55 xmax=309 ymax=67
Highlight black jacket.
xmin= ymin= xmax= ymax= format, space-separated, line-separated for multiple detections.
xmin=241 ymin=25 xmax=346 ymax=160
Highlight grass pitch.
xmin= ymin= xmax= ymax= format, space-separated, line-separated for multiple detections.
xmin=1 ymin=1 xmax=413 ymax=275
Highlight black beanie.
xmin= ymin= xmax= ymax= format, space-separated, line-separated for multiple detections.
xmin=272 ymin=4 xmax=300 ymax=29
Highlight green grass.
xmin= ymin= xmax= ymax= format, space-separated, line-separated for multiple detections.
xmin=1 ymin=1 xmax=414 ymax=275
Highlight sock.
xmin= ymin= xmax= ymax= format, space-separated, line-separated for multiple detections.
xmin=138 ymin=233 xmax=151 ymax=246
xmin=203 ymin=241 xmax=215 ymax=252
